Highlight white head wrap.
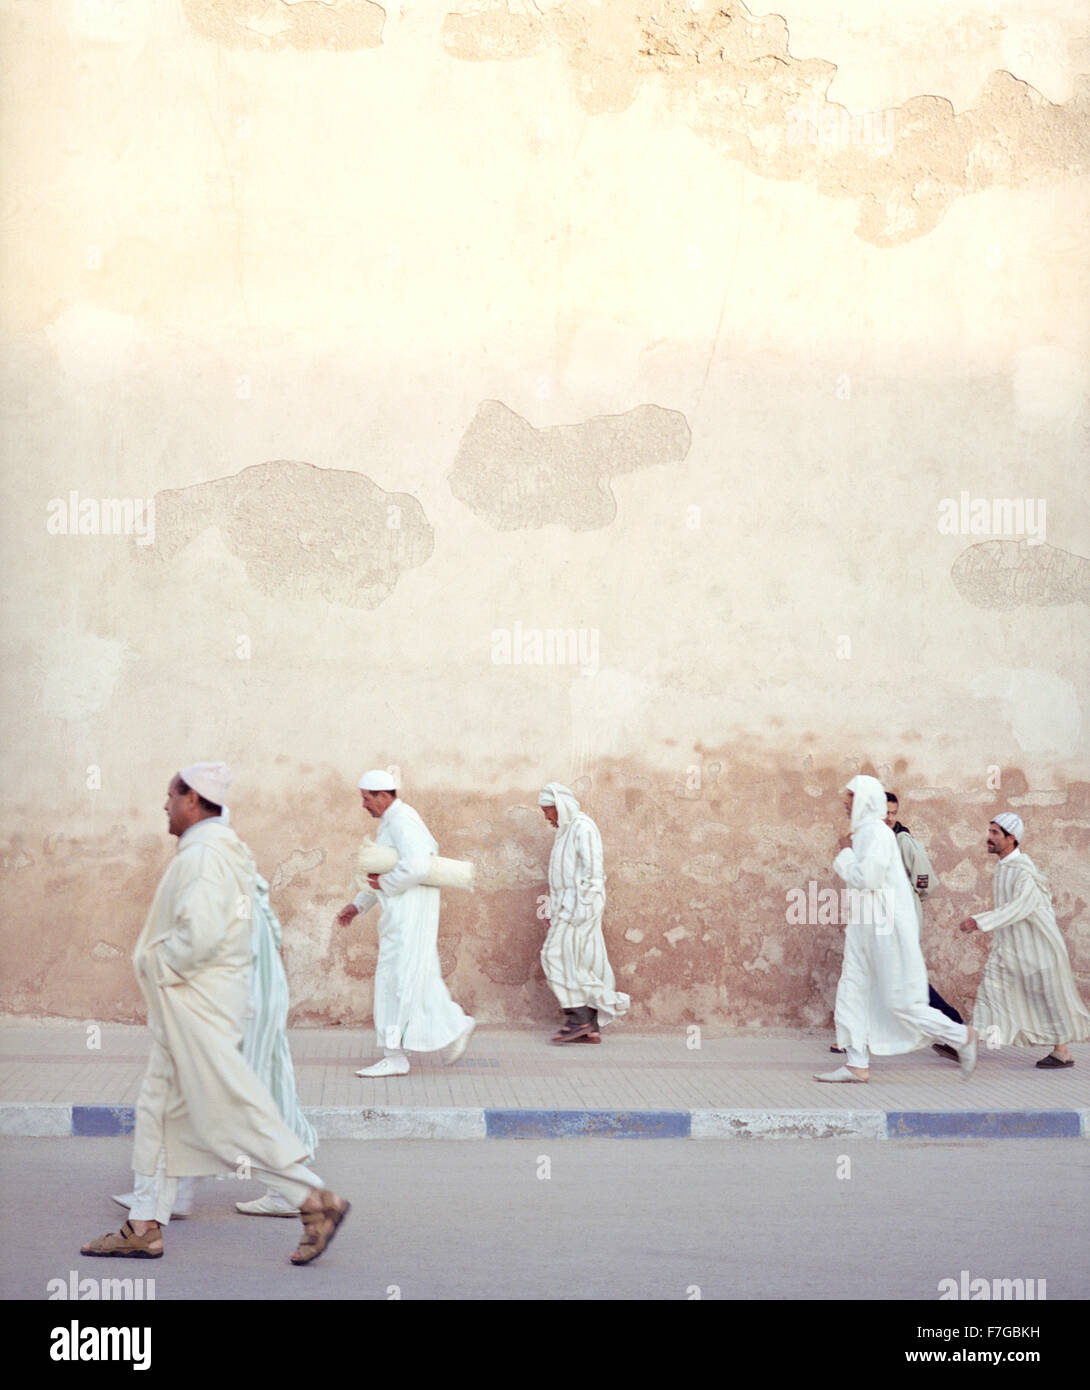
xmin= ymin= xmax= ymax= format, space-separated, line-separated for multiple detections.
xmin=179 ymin=762 xmax=231 ymax=808
xmin=359 ymin=769 xmax=398 ymax=791
xmin=844 ymin=774 xmax=887 ymax=834
xmin=992 ymin=811 xmax=1024 ymax=842
xmin=538 ymin=782 xmax=581 ymax=829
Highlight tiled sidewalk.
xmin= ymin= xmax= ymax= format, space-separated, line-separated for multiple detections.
xmin=2 ymin=1021 xmax=1087 ymax=1139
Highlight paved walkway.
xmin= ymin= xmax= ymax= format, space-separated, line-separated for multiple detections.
xmin=2 ymin=1020 xmax=1087 ymax=1139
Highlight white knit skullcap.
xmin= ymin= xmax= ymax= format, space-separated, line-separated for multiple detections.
xmin=992 ymin=812 xmax=1024 ymax=841
xmin=179 ymin=762 xmax=230 ymax=807
xmin=359 ymin=769 xmax=398 ymax=791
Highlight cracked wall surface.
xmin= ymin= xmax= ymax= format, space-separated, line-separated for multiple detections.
xmin=2 ymin=2 xmax=1087 ymax=1023
xmin=952 ymin=540 xmax=1090 ymax=609
xmin=449 ymin=402 xmax=692 ymax=530
xmin=442 ymin=0 xmax=1090 ymax=244
xmin=183 ymin=0 xmax=385 ymax=51
xmin=136 ymin=461 xmax=433 ymax=608
xmin=3 ymin=757 xmax=1087 ymax=1025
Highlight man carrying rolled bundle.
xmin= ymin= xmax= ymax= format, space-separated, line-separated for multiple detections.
xmin=335 ymin=770 xmax=475 ymax=1077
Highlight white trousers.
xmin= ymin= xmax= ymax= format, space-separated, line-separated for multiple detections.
xmin=129 ymin=1146 xmax=324 ymax=1225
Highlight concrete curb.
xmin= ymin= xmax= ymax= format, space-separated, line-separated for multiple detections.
xmin=2 ymin=1103 xmax=1087 ymax=1140
xmin=691 ymin=1109 xmax=888 ymax=1140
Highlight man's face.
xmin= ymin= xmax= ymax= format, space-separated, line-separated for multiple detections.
xmin=164 ymin=777 xmax=197 ymax=838
xmin=843 ymin=790 xmax=854 ymax=819
xmin=361 ymin=789 xmax=392 ymax=819
xmin=885 ymin=799 xmax=898 ymax=828
xmin=541 ymin=805 xmax=559 ymax=829
xmin=986 ymin=822 xmax=1014 ymax=856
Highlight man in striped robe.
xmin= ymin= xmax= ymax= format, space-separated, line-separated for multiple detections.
xmin=960 ymin=812 xmax=1090 ymax=1068
xmin=538 ymin=782 xmax=629 ymax=1043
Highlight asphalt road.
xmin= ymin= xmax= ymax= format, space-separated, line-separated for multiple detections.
xmin=7 ymin=1136 xmax=1088 ymax=1300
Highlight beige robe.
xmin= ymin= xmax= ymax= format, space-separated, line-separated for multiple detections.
xmin=131 ymin=818 xmax=309 ymax=1179
xmin=972 ymin=849 xmax=1090 ymax=1047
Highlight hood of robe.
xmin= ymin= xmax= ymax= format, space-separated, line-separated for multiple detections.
xmin=539 ymin=782 xmax=581 ymax=830
xmin=845 ymin=775 xmax=888 ymax=834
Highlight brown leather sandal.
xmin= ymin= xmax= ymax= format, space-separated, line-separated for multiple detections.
xmin=81 ymin=1220 xmax=163 ymax=1259
xmin=552 ymin=1021 xmax=596 ymax=1045
xmin=290 ymin=1190 xmax=350 ymax=1266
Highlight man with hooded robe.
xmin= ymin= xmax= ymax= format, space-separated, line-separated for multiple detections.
xmin=81 ymin=763 xmax=349 ymax=1265
xmin=336 ymin=770 xmax=474 ymax=1077
xmin=959 ymin=812 xmax=1090 ymax=1069
xmin=815 ymin=774 xmax=976 ymax=1083
xmin=831 ymin=791 xmax=963 ymax=1061
xmin=538 ymin=782 xmax=630 ymax=1044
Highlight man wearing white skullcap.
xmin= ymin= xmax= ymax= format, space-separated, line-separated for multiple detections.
xmin=814 ymin=775 xmax=976 ymax=1083
xmin=336 ymin=771 xmax=474 ymax=1077
xmin=538 ymin=783 xmax=629 ymax=1043
xmin=958 ymin=814 xmax=1090 ymax=1068
xmin=81 ymin=764 xmax=350 ymax=1265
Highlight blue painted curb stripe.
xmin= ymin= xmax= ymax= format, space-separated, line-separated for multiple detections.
xmin=485 ymin=1109 xmax=691 ymax=1138
xmin=887 ymin=1111 xmax=1081 ymax=1139
xmin=42 ymin=1104 xmax=1085 ymax=1139
xmin=72 ymin=1105 xmax=135 ymax=1137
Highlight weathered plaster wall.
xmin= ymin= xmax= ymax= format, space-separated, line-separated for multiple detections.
xmin=1 ymin=0 xmax=1087 ymax=1026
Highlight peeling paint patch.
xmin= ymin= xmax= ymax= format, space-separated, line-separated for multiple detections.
xmin=134 ymin=461 xmax=433 ymax=608
xmin=90 ymin=941 xmax=125 ymax=962
xmin=442 ymin=0 xmax=1090 ymax=244
xmin=271 ymin=847 xmax=327 ymax=892
xmin=952 ymin=540 xmax=1090 ymax=610
xmin=182 ymin=0 xmax=384 ymax=51
xmin=442 ymin=9 xmax=545 ymax=62
xmin=7 ymin=758 xmax=1088 ymax=1027
xmin=692 ymin=1109 xmax=886 ymax=1140
xmin=449 ymin=401 xmax=691 ymax=530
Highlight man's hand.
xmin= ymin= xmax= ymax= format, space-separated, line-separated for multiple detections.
xmin=336 ymin=903 xmax=359 ymax=927
xmin=958 ymin=917 xmax=979 ymax=934
xmin=367 ymin=873 xmax=382 ymax=891
xmin=837 ymin=834 xmax=853 ymax=852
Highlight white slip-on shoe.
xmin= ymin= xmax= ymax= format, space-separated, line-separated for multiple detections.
xmin=442 ymin=1020 xmax=476 ymax=1067
xmin=111 ymin=1191 xmax=191 ymax=1220
xmin=236 ymin=1191 xmax=299 ymax=1217
xmin=959 ymin=1029 xmax=978 ymax=1080
xmin=355 ymin=1056 xmax=411 ymax=1077
xmin=813 ymin=1065 xmax=869 ymax=1083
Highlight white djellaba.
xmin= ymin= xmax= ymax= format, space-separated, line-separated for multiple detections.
xmin=116 ymin=765 xmax=326 ymax=1227
xmin=114 ymin=804 xmax=319 ymax=1219
xmin=351 ymin=780 xmax=473 ymax=1073
xmin=817 ymin=775 xmax=970 ymax=1081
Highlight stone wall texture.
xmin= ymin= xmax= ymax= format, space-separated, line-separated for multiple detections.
xmin=2 ymin=0 xmax=1087 ymax=1027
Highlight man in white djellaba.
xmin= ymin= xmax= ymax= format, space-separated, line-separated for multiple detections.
xmin=336 ymin=770 xmax=474 ymax=1077
xmin=538 ymin=782 xmax=630 ymax=1044
xmin=81 ymin=762 xmax=349 ymax=1265
xmin=111 ymin=832 xmax=318 ymax=1220
xmin=815 ymin=774 xmax=976 ymax=1084
xmin=959 ymin=812 xmax=1090 ymax=1069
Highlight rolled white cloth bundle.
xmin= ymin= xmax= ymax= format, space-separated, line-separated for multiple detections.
xmin=356 ymin=839 xmax=475 ymax=892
